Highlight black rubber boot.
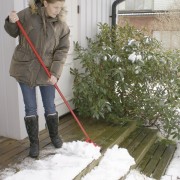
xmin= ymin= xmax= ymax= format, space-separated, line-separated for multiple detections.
xmin=24 ymin=115 xmax=39 ymax=158
xmin=45 ymin=113 xmax=63 ymax=148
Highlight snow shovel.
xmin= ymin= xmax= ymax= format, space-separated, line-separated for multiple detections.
xmin=16 ymin=20 xmax=96 ymax=146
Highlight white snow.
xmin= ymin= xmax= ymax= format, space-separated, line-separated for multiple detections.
xmin=128 ymin=52 xmax=136 ymax=63
xmin=125 ymin=170 xmax=155 ymax=180
xmin=0 ymin=141 xmax=101 ymax=180
xmin=0 ymin=140 xmax=180 ymax=180
xmin=128 ymin=39 xmax=136 ymax=46
xmin=136 ymin=54 xmax=142 ymax=61
xmin=82 ymin=145 xmax=135 ymax=180
xmin=128 ymin=52 xmax=143 ymax=63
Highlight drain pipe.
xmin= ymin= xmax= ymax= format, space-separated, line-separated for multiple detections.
xmin=112 ymin=0 xmax=125 ymax=27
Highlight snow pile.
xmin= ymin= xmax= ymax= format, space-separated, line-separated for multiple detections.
xmin=1 ymin=141 xmax=101 ymax=180
xmin=3 ymin=141 xmax=177 ymax=180
xmin=125 ymin=170 xmax=155 ymax=180
xmin=82 ymin=145 xmax=135 ymax=180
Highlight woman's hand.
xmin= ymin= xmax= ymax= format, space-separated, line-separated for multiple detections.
xmin=9 ymin=11 xmax=19 ymax=23
xmin=49 ymin=75 xmax=57 ymax=85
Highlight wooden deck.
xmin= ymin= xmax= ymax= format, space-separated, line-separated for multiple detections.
xmin=0 ymin=114 xmax=177 ymax=180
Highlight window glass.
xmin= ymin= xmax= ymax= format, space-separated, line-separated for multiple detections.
xmin=172 ymin=31 xmax=180 ymax=49
xmin=135 ymin=0 xmax=144 ymax=10
xmin=126 ymin=0 xmax=135 ymax=10
xmin=153 ymin=31 xmax=180 ymax=49
xmin=161 ymin=31 xmax=171 ymax=49
xmin=126 ymin=0 xmax=153 ymax=10
xmin=144 ymin=0 xmax=153 ymax=10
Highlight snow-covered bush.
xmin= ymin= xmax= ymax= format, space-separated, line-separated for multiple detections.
xmin=70 ymin=23 xmax=180 ymax=139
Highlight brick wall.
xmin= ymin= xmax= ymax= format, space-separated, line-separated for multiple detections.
xmin=118 ymin=15 xmax=180 ymax=49
xmin=118 ymin=15 xmax=155 ymax=34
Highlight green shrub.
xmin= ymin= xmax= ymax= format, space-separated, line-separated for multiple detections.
xmin=70 ymin=23 xmax=180 ymax=139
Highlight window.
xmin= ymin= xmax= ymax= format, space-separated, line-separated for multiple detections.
xmin=125 ymin=0 xmax=153 ymax=11
xmin=153 ymin=31 xmax=180 ymax=49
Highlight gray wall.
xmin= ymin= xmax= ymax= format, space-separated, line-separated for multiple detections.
xmin=78 ymin=0 xmax=115 ymax=47
xmin=0 ymin=0 xmax=22 ymax=139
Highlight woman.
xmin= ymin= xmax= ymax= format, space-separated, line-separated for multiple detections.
xmin=4 ymin=0 xmax=70 ymax=158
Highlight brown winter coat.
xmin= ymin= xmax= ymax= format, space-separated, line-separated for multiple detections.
xmin=4 ymin=3 xmax=70 ymax=87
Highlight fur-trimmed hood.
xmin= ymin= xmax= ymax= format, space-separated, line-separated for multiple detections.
xmin=28 ymin=0 xmax=67 ymax=22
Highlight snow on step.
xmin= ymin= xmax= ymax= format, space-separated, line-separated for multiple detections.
xmin=82 ymin=145 xmax=135 ymax=180
xmin=125 ymin=170 xmax=155 ymax=180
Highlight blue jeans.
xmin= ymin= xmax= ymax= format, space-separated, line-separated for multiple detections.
xmin=19 ymin=82 xmax=56 ymax=116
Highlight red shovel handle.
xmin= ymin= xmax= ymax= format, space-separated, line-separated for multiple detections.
xmin=16 ymin=20 xmax=95 ymax=144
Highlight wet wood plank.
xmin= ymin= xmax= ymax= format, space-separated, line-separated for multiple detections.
xmin=0 ymin=137 xmax=8 ymax=143
xmin=132 ymin=129 xmax=157 ymax=164
xmin=137 ymin=142 xmax=159 ymax=171
xmin=152 ymin=143 xmax=176 ymax=179
xmin=127 ymin=128 xmax=149 ymax=154
xmin=143 ymin=143 xmax=167 ymax=177
xmin=120 ymin=128 xmax=143 ymax=148
xmin=106 ymin=121 xmax=137 ymax=150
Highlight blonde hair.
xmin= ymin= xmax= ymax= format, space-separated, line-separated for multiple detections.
xmin=44 ymin=0 xmax=65 ymax=3
xmin=29 ymin=0 xmax=67 ymax=22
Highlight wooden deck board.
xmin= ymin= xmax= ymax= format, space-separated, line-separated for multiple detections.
xmin=143 ymin=143 xmax=167 ymax=177
xmin=105 ymin=121 xmax=137 ymax=150
xmin=0 ymin=137 xmax=8 ymax=143
xmin=152 ymin=143 xmax=176 ymax=179
xmin=120 ymin=128 xmax=143 ymax=148
xmin=0 ymin=139 xmax=22 ymax=155
xmin=136 ymin=141 xmax=159 ymax=171
xmin=127 ymin=128 xmax=149 ymax=154
xmin=0 ymin=133 xmax=78 ymax=169
xmin=132 ymin=129 xmax=157 ymax=164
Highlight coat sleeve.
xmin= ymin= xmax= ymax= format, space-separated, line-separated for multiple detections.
xmin=50 ymin=23 xmax=70 ymax=79
xmin=4 ymin=10 xmax=25 ymax=38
